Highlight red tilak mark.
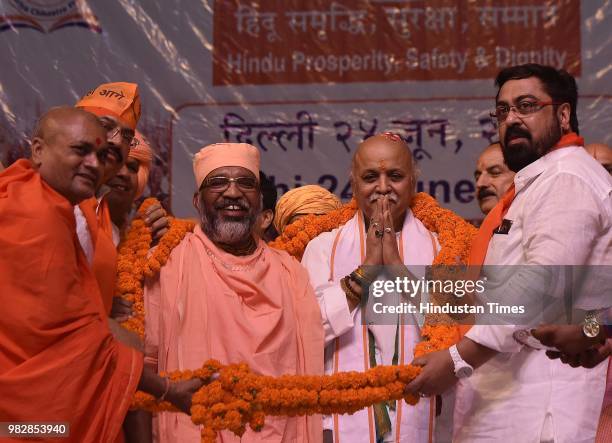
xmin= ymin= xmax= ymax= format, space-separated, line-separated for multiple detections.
xmin=95 ymin=137 xmax=102 ymax=146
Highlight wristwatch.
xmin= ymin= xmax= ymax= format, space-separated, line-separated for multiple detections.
xmin=582 ymin=311 xmax=601 ymax=339
xmin=449 ymin=345 xmax=474 ymax=378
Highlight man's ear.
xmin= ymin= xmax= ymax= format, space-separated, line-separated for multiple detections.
xmin=557 ymin=103 xmax=571 ymax=132
xmin=30 ymin=137 xmax=45 ymax=168
xmin=260 ymin=209 xmax=274 ymax=231
xmin=192 ymin=191 xmax=201 ymax=212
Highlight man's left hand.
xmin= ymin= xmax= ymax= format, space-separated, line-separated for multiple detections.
xmin=405 ymin=349 xmax=457 ymax=397
xmin=532 ymin=324 xmax=603 ymax=356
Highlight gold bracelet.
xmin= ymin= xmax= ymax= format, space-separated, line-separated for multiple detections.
xmin=353 ymin=266 xmax=374 ymax=284
xmin=340 ymin=276 xmax=361 ymax=303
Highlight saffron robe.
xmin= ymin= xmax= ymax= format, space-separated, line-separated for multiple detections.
xmin=144 ymin=226 xmax=324 ymax=442
xmin=0 ymin=159 xmax=143 ymax=443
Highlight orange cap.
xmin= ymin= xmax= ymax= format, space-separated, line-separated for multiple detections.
xmin=193 ymin=143 xmax=260 ymax=189
xmin=75 ymin=82 xmax=141 ymax=130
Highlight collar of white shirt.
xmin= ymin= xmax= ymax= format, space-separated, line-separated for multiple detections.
xmin=513 ymin=145 xmax=580 ymax=194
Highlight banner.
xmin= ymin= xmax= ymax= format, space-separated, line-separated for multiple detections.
xmin=1 ymin=0 xmax=610 ymax=221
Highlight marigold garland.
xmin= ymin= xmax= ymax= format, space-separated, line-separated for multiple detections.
xmin=116 ymin=195 xmax=476 ymax=442
xmin=116 ymin=198 xmax=195 ymax=339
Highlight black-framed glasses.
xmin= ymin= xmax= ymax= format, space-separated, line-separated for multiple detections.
xmin=99 ymin=116 xmax=135 ymax=147
xmin=201 ymin=176 xmax=258 ymax=192
xmin=490 ymin=100 xmax=562 ymax=123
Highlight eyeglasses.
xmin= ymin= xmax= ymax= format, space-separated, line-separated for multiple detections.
xmin=201 ymin=176 xmax=258 ymax=192
xmin=129 ymin=136 xmax=140 ymax=149
xmin=490 ymin=100 xmax=562 ymax=123
xmin=99 ymin=117 xmax=135 ymax=147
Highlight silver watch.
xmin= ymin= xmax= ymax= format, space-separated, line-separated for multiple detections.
xmin=449 ymin=345 xmax=474 ymax=378
xmin=583 ymin=311 xmax=601 ymax=338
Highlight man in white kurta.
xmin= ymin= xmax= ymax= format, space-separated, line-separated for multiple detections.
xmin=302 ymin=133 xmax=448 ymax=443
xmin=406 ymin=64 xmax=611 ymax=443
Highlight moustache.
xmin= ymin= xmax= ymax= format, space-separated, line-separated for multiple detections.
xmin=477 ymin=188 xmax=496 ymax=201
xmin=368 ymin=193 xmax=399 ymax=204
xmin=504 ymin=126 xmax=532 ymax=146
xmin=214 ymin=198 xmax=250 ymax=211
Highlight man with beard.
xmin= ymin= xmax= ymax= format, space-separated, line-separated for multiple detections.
xmin=404 ymin=64 xmax=612 ymax=442
xmin=474 ymin=142 xmax=515 ymax=215
xmin=142 ymin=142 xmax=324 ymax=442
xmin=301 ymin=132 xmax=452 ymax=443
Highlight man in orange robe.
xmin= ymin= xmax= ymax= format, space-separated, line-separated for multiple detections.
xmin=75 ymin=82 xmax=167 ymax=314
xmin=144 ymin=143 xmax=324 ymax=442
xmin=0 ymin=107 xmax=200 ymax=443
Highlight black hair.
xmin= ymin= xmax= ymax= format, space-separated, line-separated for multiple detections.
xmin=495 ymin=64 xmax=579 ymax=134
xmin=259 ymin=171 xmax=277 ymax=211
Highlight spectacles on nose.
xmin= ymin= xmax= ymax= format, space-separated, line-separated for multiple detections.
xmin=99 ymin=118 xmax=135 ymax=147
xmin=490 ymin=100 xmax=562 ymax=123
xmin=201 ymin=176 xmax=258 ymax=192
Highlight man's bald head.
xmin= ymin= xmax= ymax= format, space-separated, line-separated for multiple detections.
xmin=30 ymin=107 xmax=109 ymax=205
xmin=585 ymin=143 xmax=612 ymax=175
xmin=351 ymin=132 xmax=416 ymax=230
xmin=352 ymin=133 xmax=414 ymax=172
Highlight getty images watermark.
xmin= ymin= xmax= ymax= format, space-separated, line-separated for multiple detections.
xmin=370 ymin=275 xmax=525 ymax=316
xmin=357 ymin=265 xmax=611 ymax=326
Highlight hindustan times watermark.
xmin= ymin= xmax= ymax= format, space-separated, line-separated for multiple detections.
xmin=357 ymin=265 xmax=611 ymax=326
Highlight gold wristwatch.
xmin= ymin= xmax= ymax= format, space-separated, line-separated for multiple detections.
xmin=582 ymin=311 xmax=600 ymax=339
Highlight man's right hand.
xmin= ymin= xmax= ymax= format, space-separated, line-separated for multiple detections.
xmin=166 ymin=378 xmax=205 ymax=414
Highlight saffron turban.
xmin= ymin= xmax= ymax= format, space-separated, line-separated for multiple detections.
xmin=129 ymin=131 xmax=153 ymax=198
xmin=75 ymin=82 xmax=141 ymax=130
xmin=193 ymin=143 xmax=260 ymax=189
xmin=274 ymin=185 xmax=342 ymax=233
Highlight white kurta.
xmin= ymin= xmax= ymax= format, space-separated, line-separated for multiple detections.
xmin=302 ymin=209 xmax=450 ymax=443
xmin=458 ymin=146 xmax=612 ymax=443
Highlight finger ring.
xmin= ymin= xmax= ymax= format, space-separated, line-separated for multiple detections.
xmin=384 ymin=227 xmax=393 ymax=234
xmin=375 ymin=230 xmax=384 ymax=238
xmin=419 ymin=393 xmax=428 ymax=398
xmin=372 ymin=222 xmax=380 ymax=229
